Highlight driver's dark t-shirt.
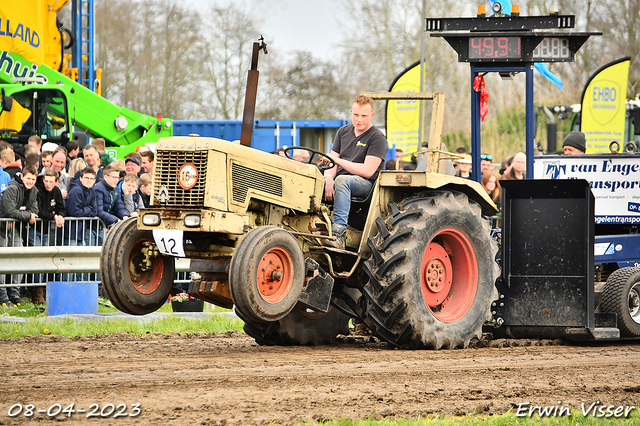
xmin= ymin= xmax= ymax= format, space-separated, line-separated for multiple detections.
xmin=332 ymin=124 xmax=388 ymax=183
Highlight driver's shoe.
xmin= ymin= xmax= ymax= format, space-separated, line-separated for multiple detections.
xmin=323 ymin=223 xmax=346 ymax=250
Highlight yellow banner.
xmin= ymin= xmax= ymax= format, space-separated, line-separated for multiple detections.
xmin=386 ymin=61 xmax=421 ymax=152
xmin=0 ymin=1 xmax=44 ymax=65
xmin=581 ymin=58 xmax=630 ymax=153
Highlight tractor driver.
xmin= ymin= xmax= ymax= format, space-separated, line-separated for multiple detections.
xmin=321 ymin=94 xmax=388 ymax=250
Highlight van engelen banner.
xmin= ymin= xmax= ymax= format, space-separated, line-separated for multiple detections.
xmin=386 ymin=61 xmax=421 ymax=152
xmin=533 ymin=155 xmax=640 ymax=225
xmin=580 ymin=57 xmax=630 ymax=153
xmin=0 ymin=1 xmax=44 ymax=65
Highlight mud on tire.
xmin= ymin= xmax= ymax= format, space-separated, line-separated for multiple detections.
xmin=361 ymin=190 xmax=500 ymax=349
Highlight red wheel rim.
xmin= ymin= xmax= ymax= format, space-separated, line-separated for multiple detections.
xmin=420 ymin=228 xmax=478 ymax=322
xmin=128 ymin=239 xmax=165 ymax=294
xmin=257 ymin=247 xmax=294 ymax=303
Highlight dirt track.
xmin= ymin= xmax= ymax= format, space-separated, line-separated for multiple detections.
xmin=1 ymin=332 xmax=639 ymax=424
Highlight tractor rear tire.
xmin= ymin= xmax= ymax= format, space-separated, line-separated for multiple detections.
xmin=101 ymin=218 xmax=175 ymax=315
xmin=229 ymin=226 xmax=305 ymax=323
xmin=600 ymin=267 xmax=640 ymax=337
xmin=239 ymin=304 xmax=351 ymax=345
xmin=362 ymin=190 xmax=499 ymax=349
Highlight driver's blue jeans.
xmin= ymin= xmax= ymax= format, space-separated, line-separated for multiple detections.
xmin=332 ymin=175 xmax=372 ymax=228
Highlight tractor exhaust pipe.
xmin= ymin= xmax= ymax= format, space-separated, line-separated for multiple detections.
xmin=240 ymin=37 xmax=268 ymax=147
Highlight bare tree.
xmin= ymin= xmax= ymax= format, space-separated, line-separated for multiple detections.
xmin=592 ymin=0 xmax=640 ymax=96
xmin=95 ymin=0 xmax=143 ymax=107
xmin=95 ymin=0 xmax=203 ymax=119
xmin=258 ymin=51 xmax=348 ymax=119
xmin=335 ymin=0 xmax=422 ymax=94
xmin=155 ymin=0 xmax=202 ymax=118
xmin=199 ymin=3 xmax=262 ymax=120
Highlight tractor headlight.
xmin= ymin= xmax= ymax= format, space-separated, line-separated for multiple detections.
xmin=142 ymin=213 xmax=161 ymax=226
xmin=184 ymin=214 xmax=201 ymax=228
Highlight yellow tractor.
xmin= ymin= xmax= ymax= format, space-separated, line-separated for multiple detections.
xmin=101 ymin=43 xmax=500 ymax=349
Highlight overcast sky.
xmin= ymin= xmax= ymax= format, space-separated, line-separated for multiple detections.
xmin=183 ymin=0 xmax=343 ymax=60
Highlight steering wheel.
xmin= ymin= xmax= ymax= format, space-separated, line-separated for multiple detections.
xmin=283 ymin=146 xmax=336 ymax=173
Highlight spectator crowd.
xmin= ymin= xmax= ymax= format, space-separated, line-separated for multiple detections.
xmin=0 ymin=136 xmax=155 ymax=306
xmin=384 ymin=132 xmax=589 ymax=211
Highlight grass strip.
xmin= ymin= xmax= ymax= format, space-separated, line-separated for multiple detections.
xmin=0 ymin=300 xmax=242 ymax=339
xmin=305 ymin=411 xmax=639 ymax=426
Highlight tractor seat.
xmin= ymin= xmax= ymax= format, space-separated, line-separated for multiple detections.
xmin=348 ymin=184 xmax=376 ymax=231
xmin=351 ymin=183 xmax=375 ymax=206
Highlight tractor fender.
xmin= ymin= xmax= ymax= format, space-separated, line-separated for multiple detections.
xmin=358 ymin=172 xmax=498 ymax=256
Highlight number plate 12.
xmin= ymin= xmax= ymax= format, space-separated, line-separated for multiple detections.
xmin=152 ymin=230 xmax=186 ymax=257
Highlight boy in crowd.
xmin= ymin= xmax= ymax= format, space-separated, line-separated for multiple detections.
xmin=0 ymin=167 xmax=39 ymax=306
xmin=139 ymin=150 xmax=154 ymax=174
xmin=66 ymin=141 xmax=80 ymax=161
xmin=25 ymin=152 xmax=40 ymax=170
xmin=69 ymin=145 xmax=103 ymax=191
xmin=24 ymin=144 xmax=39 ymax=158
xmin=66 ymin=167 xmax=98 ymax=246
xmin=90 ymin=138 xmax=113 ymax=166
xmin=28 ymin=135 xmax=42 ymax=155
xmin=94 ymin=164 xmax=128 ymax=232
xmin=121 ymin=173 xmax=140 ymax=216
xmin=41 ymin=151 xmax=53 ymax=171
xmin=81 ymin=145 xmax=103 ymax=182
xmin=33 ymin=168 xmax=66 ymax=246
xmin=455 ymin=154 xmax=473 ymax=179
xmin=137 ymin=173 xmax=152 ymax=208
xmin=65 ymin=167 xmax=98 ymax=280
xmin=0 ymin=155 xmax=10 ymax=192
xmin=31 ymin=168 xmax=65 ymax=301
xmin=0 ymin=149 xmax=22 ymax=179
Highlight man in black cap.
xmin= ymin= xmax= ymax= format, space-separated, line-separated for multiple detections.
xmin=124 ymin=156 xmax=142 ymax=176
xmin=563 ymin=131 xmax=586 ymax=155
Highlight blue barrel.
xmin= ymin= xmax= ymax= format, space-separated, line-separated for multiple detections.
xmin=46 ymin=282 xmax=98 ymax=316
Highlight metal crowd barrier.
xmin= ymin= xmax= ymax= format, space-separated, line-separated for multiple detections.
xmin=0 ymin=217 xmax=190 ymax=289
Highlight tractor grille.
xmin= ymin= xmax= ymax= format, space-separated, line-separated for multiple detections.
xmin=153 ymin=150 xmax=208 ymax=207
xmin=232 ymin=163 xmax=282 ymax=204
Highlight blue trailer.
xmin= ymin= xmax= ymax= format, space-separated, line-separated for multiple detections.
xmin=173 ymin=119 xmax=348 ymax=154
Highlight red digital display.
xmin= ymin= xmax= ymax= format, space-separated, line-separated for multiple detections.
xmin=468 ymin=37 xmax=521 ymax=59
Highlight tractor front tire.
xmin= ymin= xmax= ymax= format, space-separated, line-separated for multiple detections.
xmin=362 ymin=190 xmax=499 ymax=349
xmin=600 ymin=267 xmax=640 ymax=337
xmin=101 ymin=218 xmax=175 ymax=315
xmin=229 ymin=226 xmax=305 ymax=323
